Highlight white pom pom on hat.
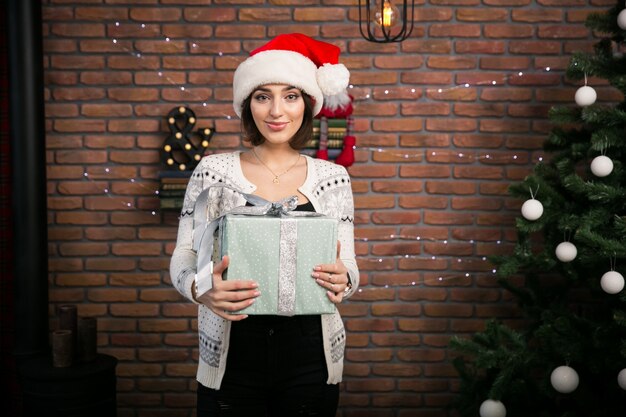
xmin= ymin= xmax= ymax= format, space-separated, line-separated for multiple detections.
xmin=232 ymin=33 xmax=351 ymax=117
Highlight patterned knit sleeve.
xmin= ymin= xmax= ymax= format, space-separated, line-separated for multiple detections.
xmin=169 ymin=158 xmax=209 ymax=304
xmin=337 ymin=167 xmax=359 ymax=299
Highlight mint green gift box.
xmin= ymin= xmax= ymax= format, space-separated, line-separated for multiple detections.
xmin=220 ymin=214 xmax=337 ymax=316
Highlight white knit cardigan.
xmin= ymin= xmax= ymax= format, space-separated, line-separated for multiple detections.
xmin=169 ymin=151 xmax=360 ymax=389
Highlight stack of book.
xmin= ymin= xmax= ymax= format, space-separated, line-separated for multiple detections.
xmin=306 ymin=118 xmax=346 ymax=149
xmin=158 ymin=171 xmax=191 ymax=210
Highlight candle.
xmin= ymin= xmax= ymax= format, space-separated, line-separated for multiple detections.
xmin=58 ymin=304 xmax=77 ymax=353
xmin=52 ymin=330 xmax=73 ymax=367
xmin=78 ymin=317 xmax=97 ymax=362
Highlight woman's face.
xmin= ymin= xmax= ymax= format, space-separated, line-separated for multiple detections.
xmin=249 ymin=84 xmax=305 ymax=147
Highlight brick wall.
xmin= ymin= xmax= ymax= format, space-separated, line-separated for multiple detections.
xmin=42 ymin=0 xmax=613 ymax=416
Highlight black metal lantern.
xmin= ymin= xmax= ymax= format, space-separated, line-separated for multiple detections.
xmin=358 ymin=0 xmax=415 ymax=43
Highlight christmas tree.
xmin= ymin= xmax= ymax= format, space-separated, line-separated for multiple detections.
xmin=450 ymin=3 xmax=626 ymax=417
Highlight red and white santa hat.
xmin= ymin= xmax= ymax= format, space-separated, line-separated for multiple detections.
xmin=233 ymin=33 xmax=351 ymax=117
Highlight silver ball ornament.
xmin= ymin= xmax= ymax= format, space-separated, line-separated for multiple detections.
xmin=600 ymin=271 xmax=625 ymax=294
xmin=590 ymin=155 xmax=613 ymax=177
xmin=555 ymin=242 xmax=577 ymax=262
xmin=550 ymin=365 xmax=579 ymax=394
xmin=521 ymin=198 xmax=543 ymax=221
xmin=479 ymin=399 xmax=506 ymax=417
xmin=618 ymin=368 xmax=626 ymax=390
xmin=618 ymin=9 xmax=626 ymax=30
xmin=574 ymin=85 xmax=597 ymax=107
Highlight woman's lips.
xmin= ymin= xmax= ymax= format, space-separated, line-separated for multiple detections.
xmin=265 ymin=121 xmax=289 ymax=131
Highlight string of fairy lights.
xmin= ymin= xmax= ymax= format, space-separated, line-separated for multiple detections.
xmin=55 ymin=20 xmax=576 ymax=288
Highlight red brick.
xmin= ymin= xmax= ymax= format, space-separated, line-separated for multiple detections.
xmin=398 ymin=196 xmax=448 ymax=209
xmin=398 ymin=318 xmax=448 ymax=332
xmin=456 ymin=8 xmax=507 ymax=21
xmin=451 ymin=198 xmax=503 ymax=211
xmin=415 ymin=7 xmax=453 ymax=22
xmin=402 ymin=102 xmax=450 ymax=116
xmin=512 ymin=9 xmax=562 ymax=22
xmin=456 ymin=40 xmax=506 ymax=54
xmin=371 ymin=180 xmax=423 ymax=193
xmin=183 ymin=7 xmax=235 ymax=22
xmin=371 ymin=303 xmax=422 ymax=317
xmin=52 ymin=87 xmax=105 ymax=101
xmin=238 ymin=8 xmax=292 ymax=21
xmin=430 ymin=24 xmax=481 ymax=38
xmin=372 ymin=242 xmax=422 ymax=256
xmin=538 ymin=25 xmax=589 ymax=39
xmin=484 ymin=24 xmax=533 ymax=38
xmin=401 ymin=40 xmax=452 ymax=54
xmin=294 ymin=7 xmax=345 ymax=21
xmin=426 ymin=118 xmax=477 ymax=132
xmin=371 ymin=334 xmax=421 ymax=347
xmin=480 ymin=56 xmax=530 ymax=70
xmin=345 ymin=378 xmax=396 ymax=392
xmin=347 ymin=319 xmax=395 ymax=332
xmin=51 ymin=23 xmax=105 ymax=37
xmin=425 ymin=86 xmax=477 ymax=102
xmin=111 ymin=303 xmax=160 ymax=317
xmin=56 ymin=273 xmax=106 ymax=286
xmin=427 ymin=180 xmax=476 ymax=194
xmin=398 ymin=379 xmax=449 ymax=392
xmin=374 ymin=55 xmax=423 ymax=69
xmin=399 ymin=134 xmax=450 ymax=148
xmin=107 ymin=56 xmax=161 ymax=70
xmin=80 ymin=72 xmax=132 ymax=85
xmin=426 ymin=56 xmax=476 ymax=70
xmin=345 ymin=349 xmax=394 ymax=363
xmin=424 ymin=211 xmax=474 ymax=225
xmin=454 ymin=103 xmax=505 ymax=117
xmin=75 ymin=7 xmax=129 ymax=20
xmin=397 ymin=348 xmax=447 ymax=362
xmin=371 ymin=211 xmax=421 ymax=225
xmin=509 ymin=41 xmax=561 ymax=54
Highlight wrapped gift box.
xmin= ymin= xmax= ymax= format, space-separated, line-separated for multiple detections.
xmin=219 ymin=213 xmax=337 ymax=316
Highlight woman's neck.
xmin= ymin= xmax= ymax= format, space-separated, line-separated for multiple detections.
xmin=254 ymin=144 xmax=299 ymax=164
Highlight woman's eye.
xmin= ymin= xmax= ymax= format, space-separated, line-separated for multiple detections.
xmin=254 ymin=94 xmax=269 ymax=102
xmin=286 ymin=93 xmax=300 ymax=100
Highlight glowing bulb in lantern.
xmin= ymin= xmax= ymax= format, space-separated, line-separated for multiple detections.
xmin=374 ymin=1 xmax=400 ymax=28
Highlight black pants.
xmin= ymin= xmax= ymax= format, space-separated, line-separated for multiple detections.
xmin=197 ymin=315 xmax=339 ymax=417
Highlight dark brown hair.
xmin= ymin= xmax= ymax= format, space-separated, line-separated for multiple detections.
xmin=240 ymin=90 xmax=314 ymax=150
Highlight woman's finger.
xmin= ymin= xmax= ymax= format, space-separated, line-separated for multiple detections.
xmin=211 ymin=307 xmax=249 ymax=321
xmin=326 ymin=290 xmax=343 ymax=304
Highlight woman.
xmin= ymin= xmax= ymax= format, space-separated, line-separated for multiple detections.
xmin=170 ymin=33 xmax=359 ymax=416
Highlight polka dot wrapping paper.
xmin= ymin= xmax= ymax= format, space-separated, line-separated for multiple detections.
xmin=220 ymin=214 xmax=337 ymax=316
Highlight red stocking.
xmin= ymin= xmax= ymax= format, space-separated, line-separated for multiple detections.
xmin=335 ymin=135 xmax=355 ymax=167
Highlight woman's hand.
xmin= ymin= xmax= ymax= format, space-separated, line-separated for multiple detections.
xmin=195 ymin=255 xmax=260 ymax=321
xmin=312 ymin=242 xmax=351 ymax=304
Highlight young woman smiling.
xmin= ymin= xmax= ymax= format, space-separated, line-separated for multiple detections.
xmin=170 ymin=34 xmax=359 ymax=417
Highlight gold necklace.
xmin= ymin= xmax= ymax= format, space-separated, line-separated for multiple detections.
xmin=252 ymin=148 xmax=301 ymax=184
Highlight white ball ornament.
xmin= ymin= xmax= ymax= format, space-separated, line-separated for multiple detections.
xmin=574 ymin=85 xmax=597 ymax=107
xmin=600 ymin=271 xmax=625 ymax=294
xmin=590 ymin=155 xmax=614 ymax=177
xmin=618 ymin=9 xmax=626 ymax=30
xmin=618 ymin=368 xmax=626 ymax=390
xmin=479 ymin=399 xmax=507 ymax=417
xmin=550 ymin=365 xmax=579 ymax=394
xmin=521 ymin=198 xmax=543 ymax=221
xmin=555 ymin=242 xmax=577 ymax=262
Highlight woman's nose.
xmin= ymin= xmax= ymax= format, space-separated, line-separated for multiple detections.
xmin=269 ymin=98 xmax=283 ymax=117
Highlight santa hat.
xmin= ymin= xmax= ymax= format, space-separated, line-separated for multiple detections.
xmin=232 ymin=33 xmax=351 ymax=117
